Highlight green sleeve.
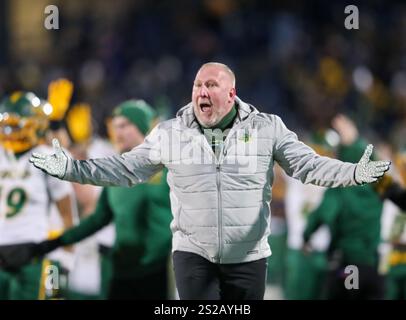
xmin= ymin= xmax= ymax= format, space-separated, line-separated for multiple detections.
xmin=303 ymin=188 xmax=341 ymax=243
xmin=60 ymin=188 xmax=113 ymax=245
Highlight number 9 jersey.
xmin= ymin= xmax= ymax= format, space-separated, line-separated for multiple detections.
xmin=0 ymin=144 xmax=74 ymax=245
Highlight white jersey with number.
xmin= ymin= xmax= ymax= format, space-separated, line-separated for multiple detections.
xmin=0 ymin=145 xmax=73 ymax=245
xmin=285 ymin=175 xmax=331 ymax=251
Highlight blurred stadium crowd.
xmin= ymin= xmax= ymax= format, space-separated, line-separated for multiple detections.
xmin=0 ymin=0 xmax=405 ymax=300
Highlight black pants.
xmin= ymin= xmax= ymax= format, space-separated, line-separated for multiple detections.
xmin=108 ymin=266 xmax=168 ymax=300
xmin=173 ymin=251 xmax=267 ymax=300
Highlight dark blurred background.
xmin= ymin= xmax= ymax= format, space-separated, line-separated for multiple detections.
xmin=0 ymin=0 xmax=405 ymax=147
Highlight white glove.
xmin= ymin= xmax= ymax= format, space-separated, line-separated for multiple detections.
xmin=29 ymin=139 xmax=68 ymax=179
xmin=354 ymin=144 xmax=390 ymax=184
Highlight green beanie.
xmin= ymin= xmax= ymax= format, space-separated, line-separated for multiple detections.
xmin=112 ymin=99 xmax=156 ymax=135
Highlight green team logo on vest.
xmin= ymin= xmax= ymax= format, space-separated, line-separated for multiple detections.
xmin=239 ymin=133 xmax=251 ymax=143
xmin=0 ymin=186 xmax=27 ymax=218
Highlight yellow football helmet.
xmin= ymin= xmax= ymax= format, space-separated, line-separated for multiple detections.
xmin=0 ymin=91 xmax=52 ymax=153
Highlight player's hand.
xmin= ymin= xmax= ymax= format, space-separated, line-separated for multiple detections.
xmin=29 ymin=139 xmax=69 ymax=179
xmin=355 ymin=144 xmax=391 ymax=184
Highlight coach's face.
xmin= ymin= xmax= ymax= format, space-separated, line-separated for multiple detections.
xmin=192 ymin=65 xmax=236 ymax=128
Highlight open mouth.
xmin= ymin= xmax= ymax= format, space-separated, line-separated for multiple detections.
xmin=199 ymin=102 xmax=212 ymax=113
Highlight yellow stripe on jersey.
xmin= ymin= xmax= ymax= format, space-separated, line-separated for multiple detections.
xmin=38 ymin=259 xmax=51 ymax=300
xmin=389 ymin=250 xmax=406 ymax=267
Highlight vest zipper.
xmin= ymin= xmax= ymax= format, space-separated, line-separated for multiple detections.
xmin=216 ymin=163 xmax=223 ymax=263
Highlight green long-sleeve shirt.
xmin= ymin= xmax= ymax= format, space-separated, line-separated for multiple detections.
xmin=303 ymin=185 xmax=383 ymax=266
xmin=60 ymin=169 xmax=172 ymax=278
xmin=304 ymin=138 xmax=383 ymax=267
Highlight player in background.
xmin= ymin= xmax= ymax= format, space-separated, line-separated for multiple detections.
xmin=0 ymin=91 xmax=76 ymax=299
xmin=33 ymin=100 xmax=173 ymax=299
xmin=303 ymin=114 xmax=406 ymax=299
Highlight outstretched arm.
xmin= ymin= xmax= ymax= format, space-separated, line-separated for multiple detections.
xmin=272 ymin=115 xmax=390 ymax=187
xmin=30 ymin=125 xmax=164 ymax=187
